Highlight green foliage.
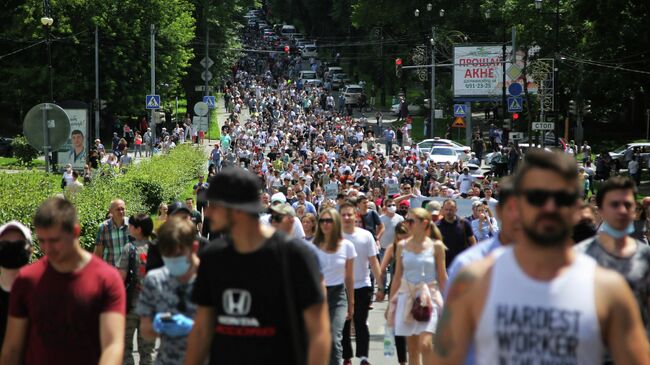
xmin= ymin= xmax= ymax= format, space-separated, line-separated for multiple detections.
xmin=0 ymin=144 xmax=206 ymax=254
xmin=10 ymin=136 xmax=40 ymax=165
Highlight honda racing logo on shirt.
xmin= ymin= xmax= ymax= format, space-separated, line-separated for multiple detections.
xmin=222 ymin=289 xmax=252 ymax=316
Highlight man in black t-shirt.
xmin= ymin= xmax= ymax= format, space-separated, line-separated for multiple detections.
xmin=436 ymin=199 xmax=477 ymax=267
xmin=185 ymin=167 xmax=330 ymax=365
xmin=0 ymin=221 xmax=32 ymax=349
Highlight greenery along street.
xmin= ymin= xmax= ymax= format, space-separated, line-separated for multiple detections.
xmin=0 ymin=145 xmax=205 ymax=256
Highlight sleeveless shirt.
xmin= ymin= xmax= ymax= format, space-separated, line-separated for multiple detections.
xmin=475 ymin=247 xmax=604 ymax=365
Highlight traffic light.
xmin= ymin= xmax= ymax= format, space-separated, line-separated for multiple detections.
xmin=512 ymin=113 xmax=520 ymax=121
xmin=284 ymin=45 xmax=290 ymax=54
xmin=395 ymin=58 xmax=403 ymax=77
xmin=569 ymin=100 xmax=577 ymax=115
xmin=583 ymin=99 xmax=592 ymax=115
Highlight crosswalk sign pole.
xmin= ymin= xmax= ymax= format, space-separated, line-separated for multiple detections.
xmin=150 ymin=24 xmax=157 ymax=144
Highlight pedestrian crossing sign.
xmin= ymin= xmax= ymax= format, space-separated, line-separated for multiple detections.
xmin=453 ymin=104 xmax=467 ymax=117
xmin=146 ymin=95 xmax=161 ymax=110
xmin=507 ymin=96 xmax=523 ymax=112
xmin=452 ymin=116 xmax=465 ymax=128
xmin=203 ymin=95 xmax=216 ymax=109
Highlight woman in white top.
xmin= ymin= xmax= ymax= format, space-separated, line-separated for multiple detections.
xmin=314 ymin=208 xmax=356 ymax=365
xmin=389 ymin=208 xmax=447 ymax=365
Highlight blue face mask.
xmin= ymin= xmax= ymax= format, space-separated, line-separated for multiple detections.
xmin=162 ymin=255 xmax=191 ymax=277
xmin=599 ymin=222 xmax=634 ymax=239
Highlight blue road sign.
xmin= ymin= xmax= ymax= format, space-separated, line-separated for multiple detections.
xmin=508 ymin=82 xmax=523 ymax=96
xmin=453 ymin=104 xmax=467 ymax=117
xmin=203 ymin=95 xmax=216 ymax=109
xmin=507 ymin=96 xmax=523 ymax=112
xmin=146 ymin=95 xmax=161 ymax=109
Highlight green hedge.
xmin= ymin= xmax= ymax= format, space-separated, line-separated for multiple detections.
xmin=0 ymin=144 xmax=206 ymax=254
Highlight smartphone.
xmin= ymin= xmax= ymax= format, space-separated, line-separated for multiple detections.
xmin=159 ymin=312 xmax=173 ymax=323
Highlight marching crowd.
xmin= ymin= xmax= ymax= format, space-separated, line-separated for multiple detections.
xmin=0 ymin=11 xmax=650 ymax=365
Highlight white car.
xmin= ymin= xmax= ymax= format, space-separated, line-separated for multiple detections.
xmin=331 ymin=73 xmax=349 ymax=90
xmin=391 ymin=102 xmax=422 ymax=116
xmin=609 ymin=142 xmax=650 ymax=170
xmin=428 ymin=147 xmax=459 ymax=165
xmin=417 ymin=138 xmax=469 ymax=155
xmin=301 ymin=44 xmax=318 ymax=59
xmin=303 ymin=79 xmax=322 ymax=88
xmin=342 ymin=85 xmax=363 ymax=105
xmin=298 ymin=70 xmax=317 ymax=80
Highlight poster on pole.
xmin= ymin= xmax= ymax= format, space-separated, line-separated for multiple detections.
xmin=453 ymin=45 xmax=538 ymax=98
xmin=325 ymin=183 xmax=339 ymax=200
xmin=387 ymin=183 xmax=400 ymax=196
xmin=58 ymin=108 xmax=88 ymax=171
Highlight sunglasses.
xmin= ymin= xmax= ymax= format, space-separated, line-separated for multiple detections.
xmin=319 ymin=218 xmax=334 ymax=224
xmin=521 ymin=189 xmax=578 ymax=207
xmin=270 ymin=214 xmax=285 ymax=223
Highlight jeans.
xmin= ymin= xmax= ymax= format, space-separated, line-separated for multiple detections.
xmin=342 ymin=286 xmax=373 ymax=359
xmin=385 ymin=141 xmax=393 ymax=155
xmin=123 ymin=311 xmax=154 ymax=365
xmin=327 ymin=285 xmax=347 ymax=365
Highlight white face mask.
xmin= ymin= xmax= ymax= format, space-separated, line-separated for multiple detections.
xmin=387 ymin=206 xmax=397 ymax=213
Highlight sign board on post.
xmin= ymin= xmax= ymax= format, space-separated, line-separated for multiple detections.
xmin=325 ymin=183 xmax=339 ymax=200
xmin=387 ymin=183 xmax=400 ymax=196
xmin=58 ymin=108 xmax=88 ymax=171
xmin=193 ymin=116 xmax=208 ymax=132
xmin=453 ymin=104 xmax=467 ymax=117
xmin=193 ymin=102 xmax=209 ymax=117
xmin=532 ymin=122 xmax=555 ymax=131
xmin=452 ymin=117 xmax=466 ymax=128
xmin=507 ymin=96 xmax=523 ymax=112
xmin=145 ymin=95 xmax=161 ymax=109
xmin=453 ymin=46 xmax=538 ymax=97
xmin=203 ymin=96 xmax=216 ymax=109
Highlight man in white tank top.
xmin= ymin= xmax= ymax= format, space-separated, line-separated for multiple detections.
xmin=433 ymin=150 xmax=650 ymax=365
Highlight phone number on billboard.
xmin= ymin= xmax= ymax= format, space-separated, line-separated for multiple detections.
xmin=464 ymin=82 xmax=494 ymax=89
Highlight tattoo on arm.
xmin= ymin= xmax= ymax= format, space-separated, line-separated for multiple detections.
xmin=434 ymin=270 xmax=478 ymax=358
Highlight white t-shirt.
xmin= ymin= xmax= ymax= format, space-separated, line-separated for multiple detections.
xmin=343 ymin=227 xmax=378 ymax=289
xmin=457 ymin=173 xmax=475 ymax=194
xmin=316 ymin=239 xmax=357 ymax=286
xmin=379 ymin=213 xmax=405 ymax=249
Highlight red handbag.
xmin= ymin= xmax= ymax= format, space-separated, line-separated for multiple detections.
xmin=411 ymin=296 xmax=432 ymax=322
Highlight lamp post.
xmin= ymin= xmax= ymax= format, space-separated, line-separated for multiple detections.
xmin=535 ymin=0 xmax=560 ymax=146
xmin=484 ymin=8 xmax=507 ymax=127
xmin=41 ymin=0 xmax=54 ymax=173
xmin=415 ymin=4 xmax=444 ymax=138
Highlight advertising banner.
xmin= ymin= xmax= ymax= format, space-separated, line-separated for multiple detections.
xmin=58 ymin=108 xmax=88 ymax=171
xmin=453 ymin=46 xmax=538 ymax=98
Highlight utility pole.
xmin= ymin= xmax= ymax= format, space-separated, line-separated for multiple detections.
xmin=94 ymin=24 xmax=100 ymax=140
xmin=150 ymin=24 xmax=156 ymax=143
xmin=430 ymin=26 xmax=436 ymax=138
xmin=553 ymin=0 xmax=560 ymax=147
xmin=501 ymin=24 xmax=507 ymax=127
xmin=380 ymin=27 xmax=386 ymax=107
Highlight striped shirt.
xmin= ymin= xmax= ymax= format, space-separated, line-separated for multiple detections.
xmin=95 ymin=218 xmax=129 ymax=268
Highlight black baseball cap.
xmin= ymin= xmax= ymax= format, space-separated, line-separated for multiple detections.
xmin=202 ymin=167 xmax=263 ymax=214
xmin=168 ymin=201 xmax=191 ymax=216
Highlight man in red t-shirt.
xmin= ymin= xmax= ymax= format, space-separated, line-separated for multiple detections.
xmin=0 ymin=198 xmax=126 ymax=365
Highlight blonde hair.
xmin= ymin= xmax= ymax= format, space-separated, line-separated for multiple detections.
xmin=313 ymin=208 xmax=343 ymax=252
xmin=409 ymin=207 xmax=446 ymax=249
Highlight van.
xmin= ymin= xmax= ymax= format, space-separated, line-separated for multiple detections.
xmin=325 ymin=66 xmax=343 ymax=81
xmin=281 ymin=25 xmax=296 ymax=36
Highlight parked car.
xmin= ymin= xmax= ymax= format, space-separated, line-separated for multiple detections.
xmin=298 ymin=70 xmax=318 ymax=80
xmin=301 ymin=44 xmax=318 ymax=59
xmin=331 ymin=73 xmax=349 ymax=90
xmin=0 ymin=137 xmax=13 ymax=157
xmin=324 ymin=66 xmax=343 ymax=81
xmin=342 ymin=84 xmax=364 ymax=106
xmin=280 ymin=25 xmax=297 ymax=36
xmin=303 ymin=79 xmax=323 ymax=88
xmin=609 ymin=141 xmax=650 ymax=170
xmin=428 ymin=147 xmax=459 ymax=165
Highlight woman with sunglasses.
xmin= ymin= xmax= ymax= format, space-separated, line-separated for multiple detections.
xmin=313 ymin=208 xmax=357 ymax=365
xmin=389 ymin=208 xmax=447 ymax=365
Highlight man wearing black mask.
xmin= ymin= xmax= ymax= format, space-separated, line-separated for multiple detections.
xmin=572 ymin=203 xmax=598 ymax=243
xmin=0 ymin=221 xmax=32 ymax=348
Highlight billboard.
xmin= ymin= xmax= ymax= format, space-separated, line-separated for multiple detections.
xmin=453 ymin=46 xmax=538 ymax=98
xmin=57 ymin=109 xmax=88 ymax=171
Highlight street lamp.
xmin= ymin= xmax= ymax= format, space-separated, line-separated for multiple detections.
xmin=417 ymin=4 xmax=444 ymax=138
xmin=41 ymin=0 xmax=54 ymax=173
xmin=414 ymin=9 xmax=420 ymax=17
xmin=534 ymin=0 xmax=561 ymax=145
xmin=484 ymin=8 xmax=508 ymax=128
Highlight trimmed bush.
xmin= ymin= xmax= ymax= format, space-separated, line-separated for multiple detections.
xmin=10 ymin=136 xmax=40 ymax=165
xmin=0 ymin=144 xmax=206 ymax=254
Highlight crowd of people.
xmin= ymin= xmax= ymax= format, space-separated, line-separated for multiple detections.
xmin=1 ymin=10 xmax=650 ymax=365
